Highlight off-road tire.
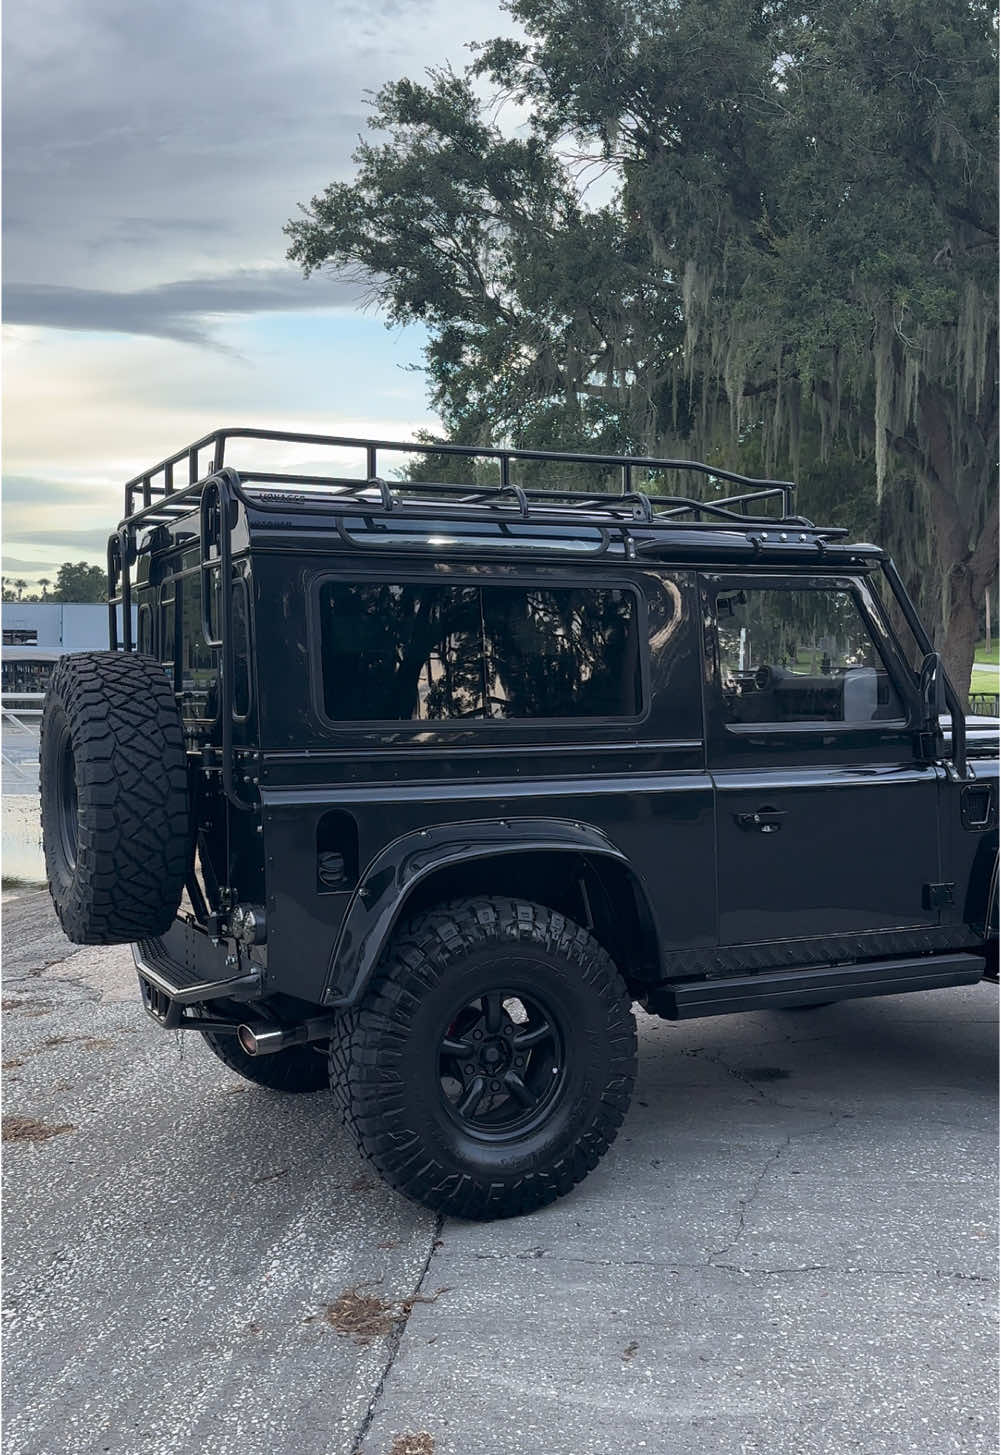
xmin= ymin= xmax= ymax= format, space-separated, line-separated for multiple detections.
xmin=199 ymin=1031 xmax=330 ymax=1093
xmin=40 ymin=651 xmax=189 ymax=944
xmin=329 ymin=897 xmax=637 ymax=1220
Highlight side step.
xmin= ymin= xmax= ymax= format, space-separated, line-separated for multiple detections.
xmin=644 ymin=952 xmax=987 ymax=1020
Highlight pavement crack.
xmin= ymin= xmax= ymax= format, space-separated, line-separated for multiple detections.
xmin=707 ymin=1135 xmax=790 ymax=1266
xmin=348 ymin=1213 xmax=444 ymax=1455
xmin=460 ymin=1249 xmax=998 ymax=1284
xmin=683 ymin=1045 xmax=777 ymax=1102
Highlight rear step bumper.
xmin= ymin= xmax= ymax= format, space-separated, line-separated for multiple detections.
xmin=133 ymin=934 xmax=262 ymax=1027
xmin=644 ymin=952 xmax=987 ymax=1020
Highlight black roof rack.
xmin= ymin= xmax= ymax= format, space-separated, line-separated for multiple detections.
xmin=119 ymin=426 xmax=846 ymax=538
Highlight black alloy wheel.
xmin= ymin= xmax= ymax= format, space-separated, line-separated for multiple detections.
xmin=438 ymin=989 xmax=566 ymax=1137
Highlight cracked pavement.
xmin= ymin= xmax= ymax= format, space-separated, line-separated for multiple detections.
xmin=2 ymin=888 xmax=997 ymax=1455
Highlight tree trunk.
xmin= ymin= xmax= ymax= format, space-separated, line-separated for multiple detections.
xmin=940 ymin=570 xmax=981 ymax=711
xmin=916 ymin=385 xmax=999 ymax=710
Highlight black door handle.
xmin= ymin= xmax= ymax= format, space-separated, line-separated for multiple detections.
xmin=736 ymin=807 xmax=788 ymax=834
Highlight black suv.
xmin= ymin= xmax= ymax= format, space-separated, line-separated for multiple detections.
xmin=40 ymin=428 xmax=999 ymax=1219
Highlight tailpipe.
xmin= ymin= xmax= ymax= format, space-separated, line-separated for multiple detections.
xmin=236 ymin=1016 xmax=334 ymax=1057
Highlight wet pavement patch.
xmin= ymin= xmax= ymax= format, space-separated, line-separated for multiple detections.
xmin=741 ymin=1065 xmax=791 ymax=1081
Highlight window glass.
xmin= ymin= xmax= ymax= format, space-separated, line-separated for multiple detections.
xmin=716 ymin=587 xmax=902 ymax=724
xmin=137 ymin=603 xmax=153 ymax=655
xmin=159 ymin=583 xmax=176 ymax=665
xmin=319 ymin=581 xmax=641 ymax=722
xmin=232 ymin=578 xmax=252 ymax=719
xmin=177 ymin=573 xmax=217 ymax=721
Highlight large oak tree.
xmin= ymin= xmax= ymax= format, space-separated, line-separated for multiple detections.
xmin=287 ymin=0 xmax=997 ymax=696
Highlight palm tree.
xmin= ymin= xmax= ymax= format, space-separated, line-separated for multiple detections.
xmin=14 ymin=578 xmax=26 ymax=601
xmin=38 ymin=579 xmax=51 ymax=600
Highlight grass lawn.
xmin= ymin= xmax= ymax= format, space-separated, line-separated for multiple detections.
xmin=970 ymin=639 xmax=1000 ymax=698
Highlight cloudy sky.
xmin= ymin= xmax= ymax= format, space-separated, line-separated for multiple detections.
xmin=2 ymin=0 xmax=519 ymax=584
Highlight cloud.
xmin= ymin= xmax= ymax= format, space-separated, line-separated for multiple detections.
xmin=2 ymin=476 xmax=115 ymax=505
xmin=4 ymin=528 xmax=114 ymax=553
xmin=2 ymin=0 xmax=519 ymax=565
xmin=3 ymin=0 xmax=520 ymax=293
xmin=3 ymin=269 xmax=371 ymax=345
xmin=2 ymin=556 xmax=61 ymax=573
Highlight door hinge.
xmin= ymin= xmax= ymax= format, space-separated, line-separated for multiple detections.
xmin=923 ymin=882 xmax=955 ymax=911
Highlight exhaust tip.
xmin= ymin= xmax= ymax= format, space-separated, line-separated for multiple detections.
xmin=237 ymin=1024 xmax=260 ymax=1056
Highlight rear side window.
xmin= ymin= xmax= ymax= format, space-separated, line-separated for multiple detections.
xmin=318 ymin=581 xmax=642 ymax=722
xmin=715 ymin=586 xmax=903 ymax=724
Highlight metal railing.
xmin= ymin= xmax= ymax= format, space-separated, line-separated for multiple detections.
xmin=2 ymin=692 xmax=44 ymax=728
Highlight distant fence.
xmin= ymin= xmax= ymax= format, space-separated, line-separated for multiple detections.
xmin=969 ymin=693 xmax=999 ymax=718
xmin=2 ymin=692 xmax=44 ymax=727
xmin=2 ymin=694 xmax=42 ymax=780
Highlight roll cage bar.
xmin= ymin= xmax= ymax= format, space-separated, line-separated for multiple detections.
xmin=106 ymin=427 xmax=969 ymax=802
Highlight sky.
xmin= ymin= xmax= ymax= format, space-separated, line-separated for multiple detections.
xmin=2 ymin=0 xmax=520 ymax=586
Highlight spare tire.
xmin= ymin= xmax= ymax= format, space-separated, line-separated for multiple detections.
xmin=40 ymin=651 xmax=190 ymax=944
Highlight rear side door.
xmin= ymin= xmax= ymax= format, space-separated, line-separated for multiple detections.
xmin=702 ymin=572 xmax=942 ymax=949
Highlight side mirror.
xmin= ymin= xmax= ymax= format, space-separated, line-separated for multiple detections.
xmin=918 ymin=650 xmax=946 ymax=727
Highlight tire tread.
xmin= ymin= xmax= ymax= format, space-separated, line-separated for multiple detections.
xmin=329 ymin=895 xmax=637 ymax=1219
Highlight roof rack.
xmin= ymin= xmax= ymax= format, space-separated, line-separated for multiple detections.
xmin=121 ymin=426 xmax=813 ymax=528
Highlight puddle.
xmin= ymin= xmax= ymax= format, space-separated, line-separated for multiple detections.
xmin=2 ymin=794 xmax=45 ymax=887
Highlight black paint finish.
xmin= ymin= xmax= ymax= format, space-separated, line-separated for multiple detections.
xmin=115 ymin=434 xmax=997 ymax=1023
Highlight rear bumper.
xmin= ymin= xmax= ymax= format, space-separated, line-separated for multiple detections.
xmin=133 ymin=920 xmax=262 ymax=1026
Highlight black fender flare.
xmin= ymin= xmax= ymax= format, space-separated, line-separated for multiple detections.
xmin=321 ymin=817 xmax=652 ymax=1007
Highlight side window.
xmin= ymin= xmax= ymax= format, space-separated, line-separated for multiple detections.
xmin=137 ymin=602 xmax=153 ymax=655
xmin=318 ymin=581 xmax=642 ymax=723
xmin=177 ymin=572 xmax=218 ymax=722
xmin=715 ymin=587 xmax=903 ymax=725
xmin=232 ymin=577 xmax=252 ymax=720
xmin=159 ymin=582 xmax=177 ymax=669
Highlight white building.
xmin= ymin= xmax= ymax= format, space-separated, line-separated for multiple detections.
xmin=2 ymin=603 xmax=135 ymax=693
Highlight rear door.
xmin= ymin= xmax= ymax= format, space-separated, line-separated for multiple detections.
xmin=702 ymin=572 xmax=942 ymax=947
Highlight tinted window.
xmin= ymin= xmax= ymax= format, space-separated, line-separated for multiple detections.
xmin=319 ymin=582 xmax=641 ymax=722
xmin=137 ymin=603 xmax=153 ymax=655
xmin=232 ymin=577 xmax=252 ymax=719
xmin=715 ymin=587 xmax=902 ymax=724
xmin=159 ymin=582 xmax=176 ymax=666
xmin=177 ymin=572 xmax=218 ymax=722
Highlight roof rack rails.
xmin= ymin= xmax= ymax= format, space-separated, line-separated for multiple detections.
xmin=121 ymin=427 xmax=807 ymax=525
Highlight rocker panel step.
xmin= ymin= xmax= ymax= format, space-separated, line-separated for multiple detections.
xmin=646 ymin=952 xmax=987 ymax=1020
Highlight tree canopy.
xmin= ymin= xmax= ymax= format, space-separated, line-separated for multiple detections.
xmin=2 ymin=563 xmax=107 ymax=604
xmin=287 ymin=0 xmax=998 ymax=695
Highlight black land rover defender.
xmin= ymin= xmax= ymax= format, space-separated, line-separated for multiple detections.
xmin=40 ymin=429 xmax=999 ymax=1219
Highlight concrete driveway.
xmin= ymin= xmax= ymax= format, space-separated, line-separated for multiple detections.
xmin=3 ymin=889 xmax=997 ymax=1455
